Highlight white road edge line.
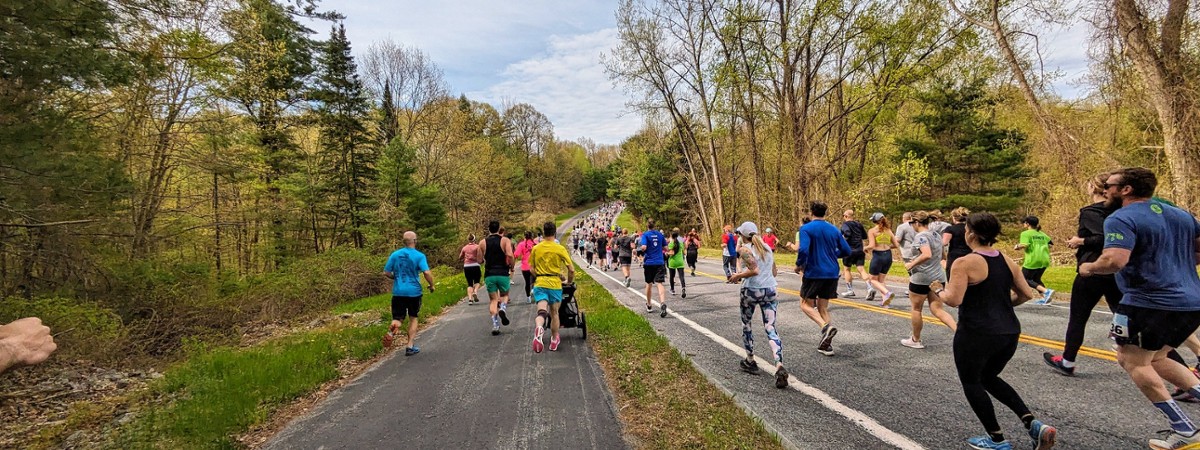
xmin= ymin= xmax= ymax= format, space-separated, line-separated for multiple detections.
xmin=584 ymin=261 xmax=926 ymax=450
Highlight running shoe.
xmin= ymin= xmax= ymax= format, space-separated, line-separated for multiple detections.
xmin=840 ymin=290 xmax=856 ymax=298
xmin=549 ymin=335 xmax=561 ymax=352
xmin=660 ymin=303 xmax=668 ymax=318
xmin=900 ymin=337 xmax=925 ymax=349
xmin=1028 ymin=419 xmax=1056 ymax=450
xmin=966 ymin=435 xmax=1012 ymax=450
xmin=646 ymin=304 xmax=653 ymax=313
xmin=1149 ymin=429 xmax=1200 ymax=450
xmin=624 ymin=278 xmax=631 ymax=288
xmin=405 ymin=346 xmax=420 ymax=356
xmin=865 ymin=290 xmax=876 ymax=302
xmin=878 ymin=291 xmax=894 ymax=308
xmin=499 ymin=309 xmax=510 ymax=326
xmin=818 ymin=327 xmax=837 ymax=356
xmin=681 ymin=288 xmax=687 ymax=299
xmin=740 ymin=358 xmax=760 ymax=374
xmin=670 ymin=288 xmax=676 ymax=296
xmin=382 ymin=332 xmax=395 ymax=348
xmin=1171 ymin=388 xmax=1200 ymax=403
xmin=1043 ymin=288 xmax=1055 ymax=304
xmin=1042 ymin=353 xmax=1075 ymax=376
xmin=492 ymin=326 xmax=501 ymax=336
xmin=532 ymin=328 xmax=545 ymax=353
xmin=775 ymin=366 xmax=789 ymax=389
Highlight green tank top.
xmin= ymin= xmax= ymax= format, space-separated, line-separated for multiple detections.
xmin=875 ymin=231 xmax=892 ymax=247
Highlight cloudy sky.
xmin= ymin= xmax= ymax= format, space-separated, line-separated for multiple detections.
xmin=326 ymin=1 xmax=1093 ymax=146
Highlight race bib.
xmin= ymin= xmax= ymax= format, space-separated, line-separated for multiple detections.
xmin=1111 ymin=313 xmax=1130 ymax=339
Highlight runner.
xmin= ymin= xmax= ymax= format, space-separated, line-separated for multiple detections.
xmin=795 ymin=201 xmax=852 ymax=356
xmin=639 ymin=219 xmax=669 ymax=317
xmin=722 ymin=224 xmax=738 ymax=280
xmin=763 ymin=227 xmax=778 ymax=251
xmin=865 ymin=212 xmax=897 ymax=307
xmin=840 ymin=209 xmax=869 ymax=298
xmin=616 ymin=229 xmax=634 ymax=287
xmin=1044 ymin=172 xmax=1123 ymax=376
xmin=901 ymin=211 xmax=957 ymax=349
xmin=728 ymin=221 xmax=788 ymax=389
xmin=665 ymin=228 xmax=687 ymax=298
xmin=929 ymin=210 xmax=951 ymax=236
xmin=529 ymin=221 xmax=575 ymax=353
xmin=514 ymin=231 xmax=536 ymax=303
xmin=596 ymin=232 xmax=609 ymax=271
xmin=944 ymin=207 xmax=972 ymax=281
xmin=1078 ymin=167 xmax=1200 ymax=450
xmin=929 ymin=213 xmax=1057 ymax=450
xmin=1016 ymin=216 xmax=1055 ymax=305
xmin=685 ymin=229 xmax=702 ymax=276
xmin=896 ymin=211 xmax=916 ymax=263
xmin=478 ymin=220 xmax=514 ymax=335
xmin=584 ymin=235 xmax=595 ymax=269
xmin=459 ymin=234 xmax=482 ymax=304
xmin=383 ymin=231 xmax=436 ymax=356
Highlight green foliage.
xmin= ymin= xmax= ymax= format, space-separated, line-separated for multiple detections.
xmin=895 ymin=78 xmax=1032 ymax=215
xmin=575 ymin=165 xmax=615 ymax=205
xmin=0 ymin=297 xmax=127 ymax=362
xmin=892 ymin=194 xmax=1024 ymax=221
xmin=613 ymin=131 xmax=687 ymax=230
xmin=405 ymin=186 xmax=457 ymax=264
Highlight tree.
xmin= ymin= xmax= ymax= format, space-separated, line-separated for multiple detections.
xmin=405 ymin=186 xmax=456 ymax=264
xmin=312 ymin=24 xmax=376 ymax=249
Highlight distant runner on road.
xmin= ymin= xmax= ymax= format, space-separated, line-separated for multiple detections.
xmin=459 ymin=234 xmax=482 ymax=305
xmin=639 ymin=219 xmax=669 ymax=317
xmin=478 ymin=220 xmax=514 ymax=335
xmin=530 ymin=221 xmax=575 ymax=353
xmin=383 ymin=231 xmax=435 ymax=356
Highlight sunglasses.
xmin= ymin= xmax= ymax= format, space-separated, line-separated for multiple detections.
xmin=1101 ymin=182 xmax=1126 ymax=190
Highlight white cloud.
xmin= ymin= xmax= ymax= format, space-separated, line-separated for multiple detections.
xmin=474 ymin=28 xmax=641 ymax=146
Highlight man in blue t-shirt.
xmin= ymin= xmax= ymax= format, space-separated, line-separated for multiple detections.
xmin=639 ymin=218 xmax=669 ymax=318
xmin=1079 ymin=167 xmax=1200 ymax=449
xmin=383 ymin=231 xmax=435 ymax=356
xmin=795 ymin=201 xmax=852 ymax=357
xmin=722 ymin=224 xmax=739 ymax=279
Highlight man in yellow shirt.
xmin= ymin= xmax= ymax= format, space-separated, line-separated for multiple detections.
xmin=529 ymin=221 xmax=575 ymax=353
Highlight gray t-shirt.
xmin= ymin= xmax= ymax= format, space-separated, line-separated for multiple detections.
xmin=740 ymin=243 xmax=778 ymax=290
xmin=909 ymin=230 xmax=946 ymax=285
xmin=895 ymin=223 xmax=917 ymax=261
xmin=615 ymin=235 xmax=634 ymax=258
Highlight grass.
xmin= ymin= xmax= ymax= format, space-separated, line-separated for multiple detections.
xmin=615 ymin=210 xmax=638 ymax=231
xmin=572 ymin=268 xmax=783 ymax=449
xmin=107 ymin=274 xmax=468 ymax=449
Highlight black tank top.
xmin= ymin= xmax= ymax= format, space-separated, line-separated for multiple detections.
xmin=484 ymin=234 xmax=509 ymax=277
xmin=959 ymin=253 xmax=1021 ymax=335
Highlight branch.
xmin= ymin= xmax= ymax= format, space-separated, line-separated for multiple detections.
xmin=0 ymin=219 xmax=98 ymax=228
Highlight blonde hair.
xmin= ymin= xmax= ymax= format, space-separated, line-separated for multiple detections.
xmin=951 ymin=207 xmax=971 ymax=223
xmin=912 ymin=210 xmax=932 ymax=225
xmin=741 ymin=232 xmax=770 ymax=261
xmin=1089 ymin=171 xmax=1111 ymax=196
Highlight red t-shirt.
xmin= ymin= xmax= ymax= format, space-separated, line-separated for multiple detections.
xmin=763 ymin=234 xmax=777 ymax=250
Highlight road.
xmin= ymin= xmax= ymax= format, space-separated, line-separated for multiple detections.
xmin=581 ymin=249 xmax=1165 ymax=449
xmin=263 ymin=215 xmax=627 ymax=450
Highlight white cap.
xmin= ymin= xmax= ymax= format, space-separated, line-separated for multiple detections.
xmin=765 ymin=227 xmax=773 ymax=233
xmin=736 ymin=221 xmax=759 ymax=236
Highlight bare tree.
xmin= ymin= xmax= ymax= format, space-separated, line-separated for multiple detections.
xmin=360 ymin=39 xmax=449 ymax=144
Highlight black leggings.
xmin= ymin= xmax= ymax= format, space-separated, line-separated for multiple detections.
xmin=668 ymin=267 xmax=686 ymax=290
xmin=1063 ymin=274 xmax=1122 ymax=361
xmin=953 ymin=331 xmax=1031 ymax=433
xmin=522 ymin=270 xmax=533 ymax=298
xmin=686 ymin=251 xmax=698 ymax=271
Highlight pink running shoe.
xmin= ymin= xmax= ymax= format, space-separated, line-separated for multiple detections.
xmin=532 ymin=328 xmax=544 ymax=353
xmin=549 ymin=335 xmax=561 ymax=351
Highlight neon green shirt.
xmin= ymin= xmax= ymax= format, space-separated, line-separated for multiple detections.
xmin=1019 ymin=229 xmax=1052 ymax=269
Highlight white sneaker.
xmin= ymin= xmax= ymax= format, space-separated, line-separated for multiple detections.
xmin=1149 ymin=429 xmax=1200 ymax=450
xmin=901 ymin=337 xmax=925 ymax=349
xmin=840 ymin=290 xmax=856 ymax=298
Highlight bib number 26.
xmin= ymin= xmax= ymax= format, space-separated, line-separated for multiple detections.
xmin=1111 ymin=313 xmax=1130 ymax=339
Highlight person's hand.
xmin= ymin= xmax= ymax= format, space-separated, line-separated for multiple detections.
xmin=1078 ymin=263 xmax=1094 ymax=278
xmin=930 ymin=280 xmax=944 ymax=292
xmin=0 ymin=317 xmax=57 ymax=371
xmin=428 ymin=284 xmax=436 ymax=293
xmin=794 ymin=266 xmax=803 ymax=275
xmin=1067 ymin=236 xmax=1084 ymax=249
xmin=904 ymin=262 xmax=913 ymax=271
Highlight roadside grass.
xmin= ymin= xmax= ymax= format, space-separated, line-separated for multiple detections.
xmin=616 ymin=210 xmax=638 ymax=231
xmin=572 ymin=269 xmax=783 ymax=449
xmin=108 ymin=274 xmax=467 ymax=449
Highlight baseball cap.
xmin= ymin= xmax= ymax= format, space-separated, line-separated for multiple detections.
xmin=735 ymin=221 xmax=759 ymax=236
xmin=765 ymin=227 xmax=773 ymax=233
xmin=869 ymin=212 xmax=885 ymax=223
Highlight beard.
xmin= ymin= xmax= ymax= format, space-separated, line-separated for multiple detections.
xmin=1104 ymin=192 xmax=1123 ymax=209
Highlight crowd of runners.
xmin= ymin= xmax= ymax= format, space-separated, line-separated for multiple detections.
xmin=379 ymin=166 xmax=1200 ymax=450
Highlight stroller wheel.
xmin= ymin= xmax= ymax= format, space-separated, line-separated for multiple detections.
xmin=580 ymin=312 xmax=587 ymax=339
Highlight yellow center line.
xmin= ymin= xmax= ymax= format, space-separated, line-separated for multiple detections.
xmin=696 ymin=270 xmax=1117 ymax=362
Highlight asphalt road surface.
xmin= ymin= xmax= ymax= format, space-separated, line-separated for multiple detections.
xmin=583 ymin=249 xmax=1170 ymax=450
xmin=264 ymin=216 xmax=627 ymax=450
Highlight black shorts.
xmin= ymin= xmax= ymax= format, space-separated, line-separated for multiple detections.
xmin=464 ymin=266 xmax=482 ymax=286
xmin=598 ymin=251 xmax=608 ymax=258
xmin=868 ymin=251 xmax=893 ymax=275
xmin=909 ymin=283 xmax=932 ymax=295
xmin=801 ymin=278 xmax=838 ymax=300
xmin=843 ymin=250 xmax=866 ymax=267
xmin=619 ymin=256 xmax=632 ymax=266
xmin=643 ymin=265 xmax=666 ymax=284
xmin=1022 ymin=267 xmax=1046 ymax=288
xmin=391 ymin=295 xmax=422 ymax=321
xmin=1112 ymin=305 xmax=1200 ymax=351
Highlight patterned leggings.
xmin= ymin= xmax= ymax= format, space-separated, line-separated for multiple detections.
xmin=740 ymin=287 xmax=782 ymax=364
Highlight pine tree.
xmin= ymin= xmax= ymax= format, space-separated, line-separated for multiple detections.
xmin=378 ymin=79 xmax=399 ymax=146
xmin=312 ymin=24 xmax=377 ymax=249
xmin=405 ymin=186 xmax=457 ymax=263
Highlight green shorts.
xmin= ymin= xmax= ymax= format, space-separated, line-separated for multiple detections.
xmin=484 ymin=275 xmax=511 ymax=294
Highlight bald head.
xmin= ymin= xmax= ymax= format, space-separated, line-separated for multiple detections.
xmin=843 ymin=209 xmax=855 ymax=220
xmin=403 ymin=231 xmax=417 ymax=247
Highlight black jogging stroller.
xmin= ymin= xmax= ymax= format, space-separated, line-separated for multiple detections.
xmin=544 ymin=282 xmax=587 ymax=339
